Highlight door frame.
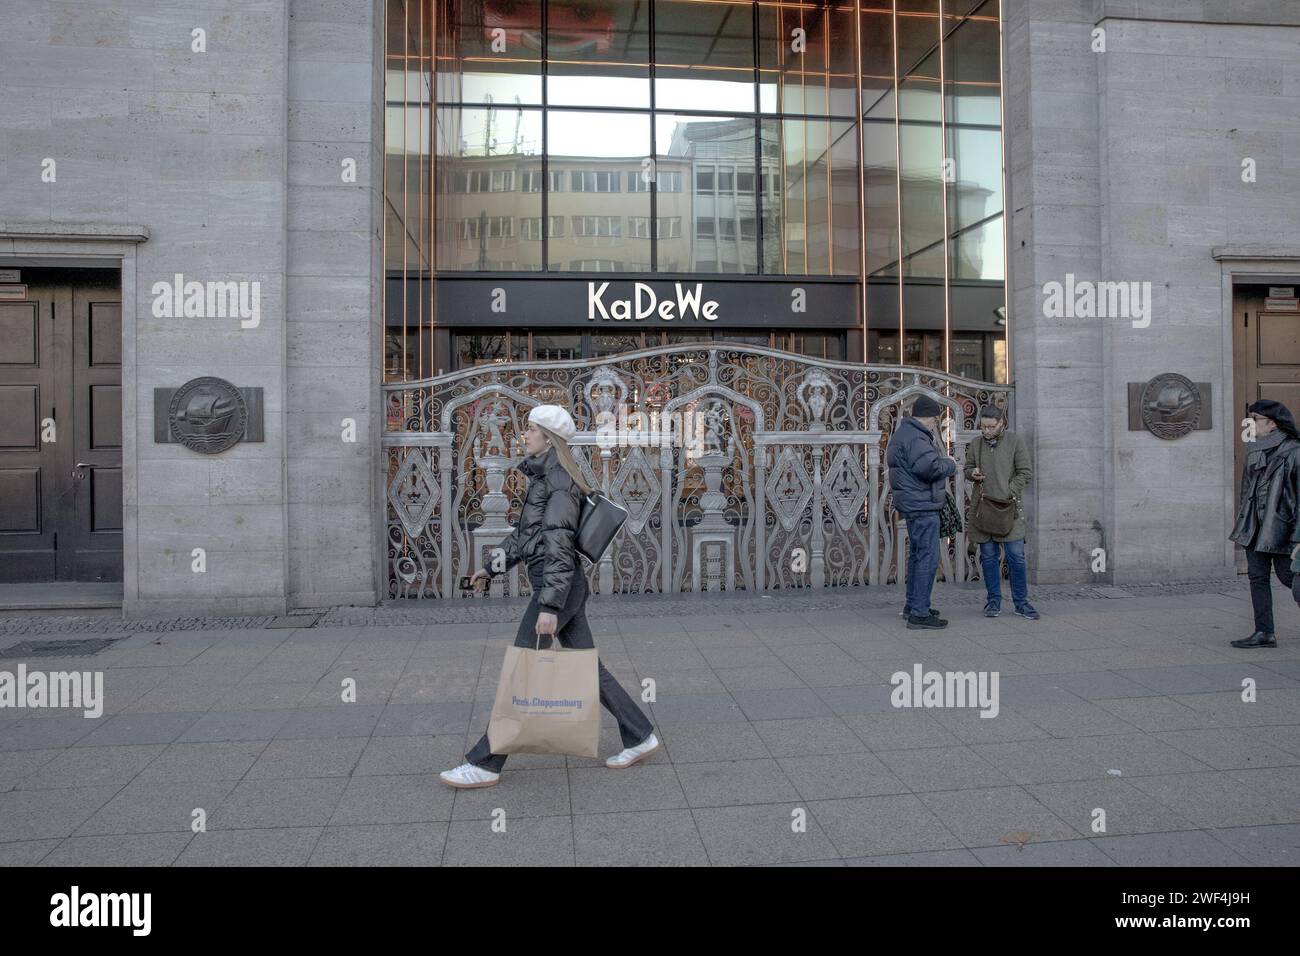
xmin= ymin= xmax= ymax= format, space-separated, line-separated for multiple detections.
xmin=1215 ymin=248 xmax=1300 ymax=574
xmin=0 ymin=224 xmax=148 ymax=605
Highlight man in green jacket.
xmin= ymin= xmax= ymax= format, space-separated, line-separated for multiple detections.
xmin=964 ymin=405 xmax=1038 ymax=619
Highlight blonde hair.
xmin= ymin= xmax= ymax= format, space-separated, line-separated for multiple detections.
xmin=536 ymin=424 xmax=594 ymax=496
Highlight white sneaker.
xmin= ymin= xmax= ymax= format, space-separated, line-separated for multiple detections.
xmin=605 ymin=733 xmax=661 ymax=769
xmin=439 ymin=762 xmax=500 ymax=789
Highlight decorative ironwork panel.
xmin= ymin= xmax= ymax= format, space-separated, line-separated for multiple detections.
xmin=383 ymin=345 xmax=1012 ymax=601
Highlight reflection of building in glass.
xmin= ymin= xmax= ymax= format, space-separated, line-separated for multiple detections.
xmin=387 ymin=0 xmax=1007 ymax=382
xmin=663 ymin=118 xmax=766 ymax=274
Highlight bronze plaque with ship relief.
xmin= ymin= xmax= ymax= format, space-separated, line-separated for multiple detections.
xmin=154 ymin=377 xmax=263 ymax=453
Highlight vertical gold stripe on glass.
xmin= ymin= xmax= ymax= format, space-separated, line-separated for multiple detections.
xmin=401 ymin=0 xmax=409 ymax=382
xmin=891 ymin=0 xmax=903 ymax=358
xmin=937 ymin=0 xmax=951 ymax=375
xmin=417 ymin=0 xmax=424 ymax=380
xmin=996 ymin=0 xmax=1009 ymax=386
xmin=381 ymin=2 xmax=390 ymax=388
xmin=854 ymin=0 xmax=868 ymax=362
xmin=430 ymin=0 xmax=438 ymax=373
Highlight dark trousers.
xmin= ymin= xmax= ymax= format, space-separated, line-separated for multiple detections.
xmin=467 ymin=569 xmax=654 ymax=773
xmin=902 ymin=511 xmax=941 ymax=618
xmin=1245 ymin=547 xmax=1300 ymax=634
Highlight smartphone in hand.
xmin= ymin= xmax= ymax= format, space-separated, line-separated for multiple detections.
xmin=458 ymin=575 xmax=473 ymax=592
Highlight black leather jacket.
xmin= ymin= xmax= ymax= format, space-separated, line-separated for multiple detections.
xmin=489 ymin=445 xmax=584 ymax=612
xmin=1230 ymin=436 xmax=1300 ymax=554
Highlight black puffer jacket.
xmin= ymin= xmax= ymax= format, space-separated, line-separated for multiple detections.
xmin=1230 ymin=436 xmax=1300 ymax=554
xmin=489 ymin=445 xmax=585 ymax=612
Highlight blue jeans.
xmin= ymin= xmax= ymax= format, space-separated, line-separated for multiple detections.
xmin=979 ymin=539 xmax=1028 ymax=607
xmin=903 ymin=512 xmax=941 ymax=618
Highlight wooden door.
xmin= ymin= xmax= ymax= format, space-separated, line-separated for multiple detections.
xmin=0 ymin=268 xmax=121 ymax=582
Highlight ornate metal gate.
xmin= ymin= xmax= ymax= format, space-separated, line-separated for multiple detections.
xmin=384 ymin=345 xmax=1012 ymax=601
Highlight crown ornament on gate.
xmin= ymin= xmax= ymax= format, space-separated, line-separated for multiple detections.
xmin=798 ymin=368 xmax=836 ymax=431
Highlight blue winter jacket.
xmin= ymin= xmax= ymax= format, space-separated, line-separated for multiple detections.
xmin=886 ymin=416 xmax=957 ymax=515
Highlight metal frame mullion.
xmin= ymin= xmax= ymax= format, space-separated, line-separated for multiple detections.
xmin=650 ymin=0 xmax=658 ymax=272
xmin=855 ymin=0 xmax=869 ymax=363
xmin=891 ymin=0 xmax=904 ymax=364
xmin=938 ymin=0 xmax=952 ymax=376
xmin=541 ymin=0 xmax=549 ymax=272
xmin=753 ymin=0 xmax=763 ymax=275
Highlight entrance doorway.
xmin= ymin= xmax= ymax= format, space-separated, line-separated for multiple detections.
xmin=0 ymin=268 xmax=123 ymax=583
xmin=1231 ymin=283 xmax=1300 ymax=570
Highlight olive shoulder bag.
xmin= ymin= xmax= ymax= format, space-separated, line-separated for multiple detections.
xmin=970 ymin=438 xmax=1016 ymax=538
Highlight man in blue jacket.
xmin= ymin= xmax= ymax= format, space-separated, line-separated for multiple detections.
xmin=887 ymin=395 xmax=957 ymax=629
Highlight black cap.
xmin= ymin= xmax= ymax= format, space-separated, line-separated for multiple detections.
xmin=1248 ymin=399 xmax=1299 ymax=439
xmin=911 ymin=395 xmax=942 ymax=419
xmin=978 ymin=404 xmax=1005 ymax=421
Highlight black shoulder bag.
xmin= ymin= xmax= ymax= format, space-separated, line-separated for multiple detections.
xmin=576 ymin=491 xmax=629 ymax=565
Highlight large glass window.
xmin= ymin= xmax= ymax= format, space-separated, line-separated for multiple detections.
xmin=434 ymin=106 xmax=543 ymax=271
xmin=762 ymin=118 xmax=859 ymax=276
xmin=532 ymin=334 xmax=582 ymax=360
xmin=387 ymin=1 xmax=1009 ymax=383
xmin=446 ymin=328 xmax=851 ymax=369
xmin=547 ymin=0 xmax=650 ymax=108
xmin=591 ymin=333 xmax=644 ymax=357
xmin=547 ymin=111 xmax=651 ymax=270
xmin=773 ymin=331 xmax=846 ymax=361
xmin=945 ymin=1 xmax=1003 ymax=282
xmin=386 ymin=2 xmax=434 ymax=381
xmin=858 ymin=0 xmax=1008 ymax=382
xmin=435 ymin=0 xmax=542 ymax=104
xmin=758 ymin=0 xmax=857 ymax=117
xmin=658 ymin=113 xmax=759 ymax=274
xmin=655 ymin=0 xmax=757 ymax=112
xmin=455 ymin=333 xmax=508 ymax=367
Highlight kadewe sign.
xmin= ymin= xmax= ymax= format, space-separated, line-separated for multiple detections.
xmin=430 ymin=277 xmax=860 ymax=328
xmin=587 ymin=281 xmax=719 ymax=322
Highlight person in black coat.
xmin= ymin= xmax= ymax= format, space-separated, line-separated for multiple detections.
xmin=1229 ymin=399 xmax=1300 ymax=648
xmin=886 ymin=395 xmax=958 ymax=629
xmin=440 ymin=404 xmax=658 ymax=789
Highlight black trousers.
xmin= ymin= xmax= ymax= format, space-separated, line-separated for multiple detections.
xmin=1245 ymin=547 xmax=1300 ymax=634
xmin=466 ymin=569 xmax=654 ymax=773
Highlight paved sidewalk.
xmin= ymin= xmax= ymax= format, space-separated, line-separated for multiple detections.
xmin=1 ymin=582 xmax=1298 ymax=867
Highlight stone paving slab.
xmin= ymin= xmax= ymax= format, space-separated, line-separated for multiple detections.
xmin=1 ymin=583 xmax=1299 ymax=866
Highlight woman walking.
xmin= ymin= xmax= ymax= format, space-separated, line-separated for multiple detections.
xmin=440 ymin=404 xmax=660 ymax=789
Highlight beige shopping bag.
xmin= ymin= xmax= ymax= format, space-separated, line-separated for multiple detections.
xmin=487 ymin=634 xmax=601 ymax=758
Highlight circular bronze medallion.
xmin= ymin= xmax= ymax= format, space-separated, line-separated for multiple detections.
xmin=169 ymin=377 xmax=247 ymax=454
xmin=1139 ymin=373 xmax=1201 ymax=440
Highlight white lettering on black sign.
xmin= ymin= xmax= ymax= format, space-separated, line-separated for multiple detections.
xmin=587 ymin=282 xmax=719 ymax=322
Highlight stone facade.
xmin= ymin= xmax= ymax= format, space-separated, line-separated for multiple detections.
xmin=0 ymin=0 xmax=385 ymax=615
xmin=1004 ymin=0 xmax=1300 ymax=583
